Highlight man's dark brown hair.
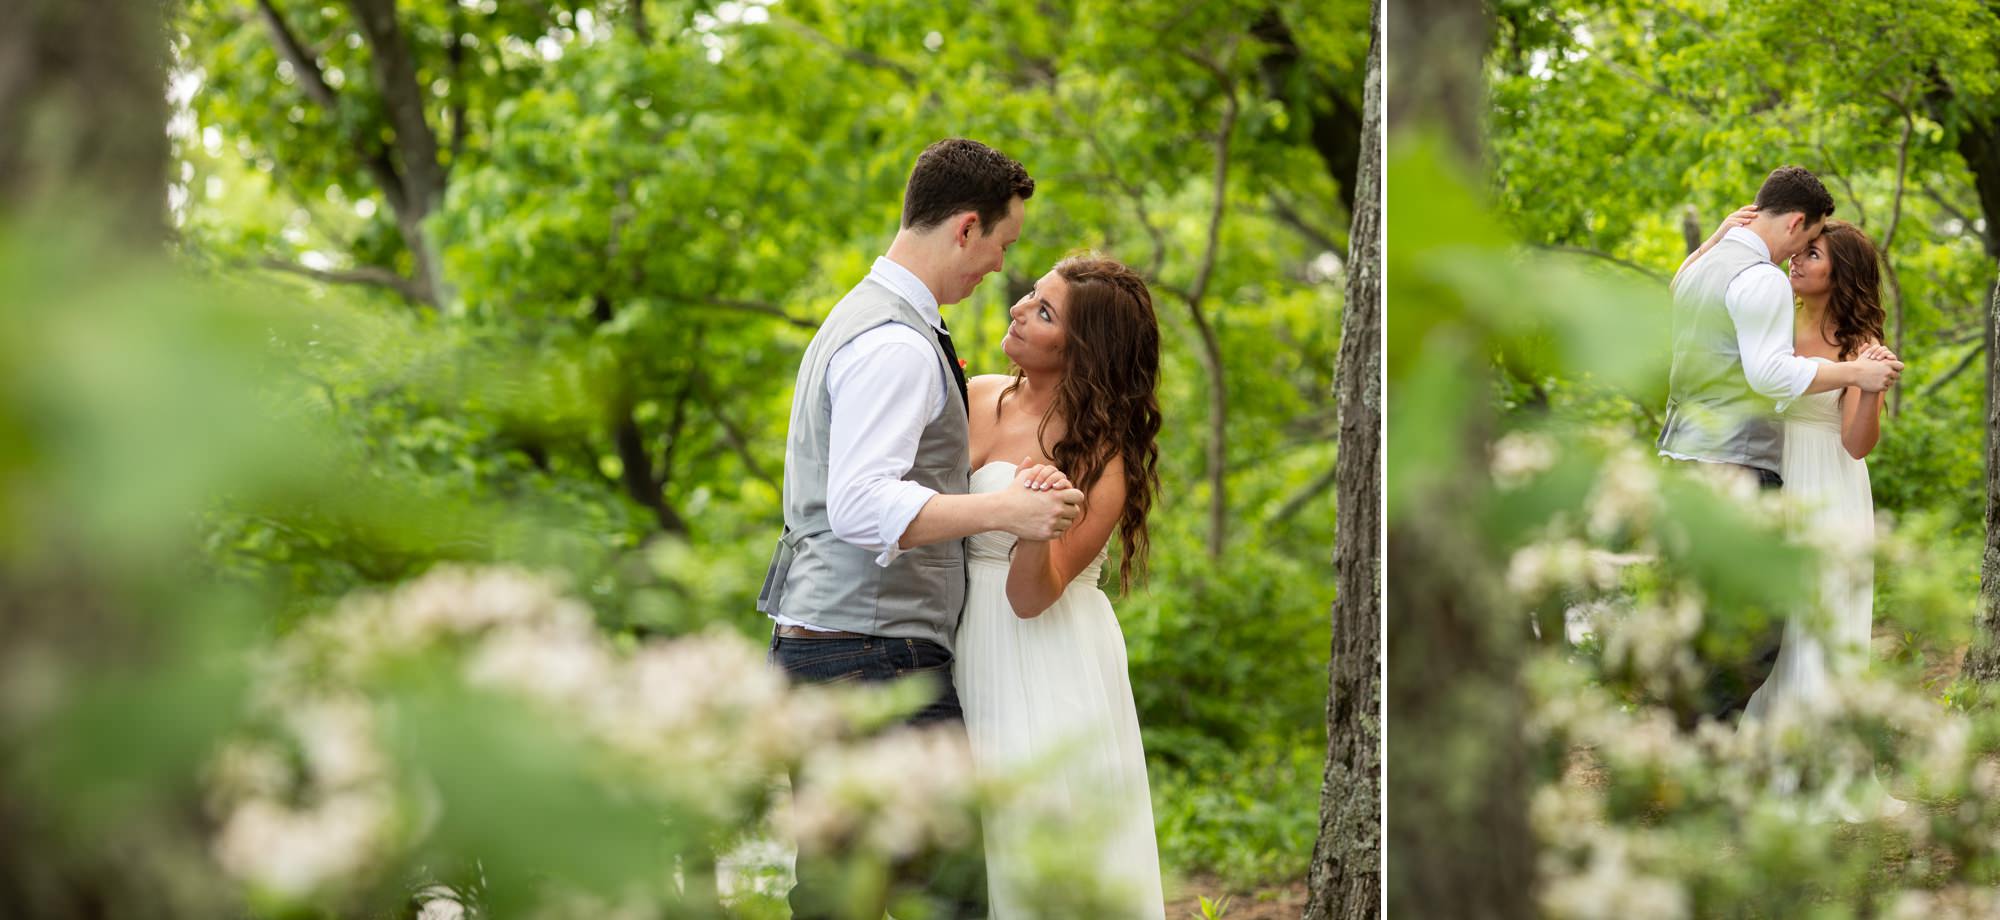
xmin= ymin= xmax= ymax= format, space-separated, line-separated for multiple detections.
xmin=900 ymin=138 xmax=1034 ymax=235
xmin=1753 ymin=165 xmax=1836 ymax=223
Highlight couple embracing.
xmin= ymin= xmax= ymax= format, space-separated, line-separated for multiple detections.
xmin=756 ymin=138 xmax=1166 ymax=918
xmin=1660 ymin=165 xmax=1905 ymax=734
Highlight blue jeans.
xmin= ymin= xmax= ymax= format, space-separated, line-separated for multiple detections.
xmin=768 ymin=633 xmax=964 ymax=724
xmin=768 ymin=631 xmax=984 ymax=919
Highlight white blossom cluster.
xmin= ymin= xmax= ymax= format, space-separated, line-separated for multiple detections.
xmin=207 ymin=695 xmax=397 ymax=900
xmin=1505 ymin=432 xmax=2000 ymax=915
xmin=1529 ymin=656 xmax=1983 ymax=916
xmin=204 ymin=565 xmax=989 ymax=909
xmin=1889 ymin=885 xmax=2000 ymax=919
xmin=785 ymin=724 xmax=980 ymax=856
xmin=1492 ymin=430 xmax=1560 ymax=488
xmin=1533 ymin=784 xmax=1690 ymax=920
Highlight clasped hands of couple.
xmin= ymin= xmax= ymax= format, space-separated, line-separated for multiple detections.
xmin=998 ymin=456 xmax=1084 ymax=541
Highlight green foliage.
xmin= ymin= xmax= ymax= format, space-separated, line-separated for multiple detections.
xmin=148 ymin=0 xmax=1367 ymax=898
xmin=1153 ymin=742 xmax=1322 ymax=886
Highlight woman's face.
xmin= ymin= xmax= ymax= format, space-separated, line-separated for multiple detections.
xmin=1003 ymin=269 xmax=1069 ymax=372
xmin=1790 ymin=235 xmax=1833 ymax=299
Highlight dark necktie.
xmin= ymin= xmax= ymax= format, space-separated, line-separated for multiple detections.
xmin=935 ymin=320 xmax=969 ymax=411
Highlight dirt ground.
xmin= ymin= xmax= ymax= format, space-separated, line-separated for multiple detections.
xmin=1164 ymin=874 xmax=1309 ymax=919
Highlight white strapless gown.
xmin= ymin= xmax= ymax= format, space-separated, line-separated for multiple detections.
xmin=1745 ymin=357 xmax=1875 ymax=721
xmin=952 ymin=462 xmax=1165 ymax=918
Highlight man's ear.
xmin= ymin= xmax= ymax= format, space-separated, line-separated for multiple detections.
xmin=956 ymin=212 xmax=979 ymax=246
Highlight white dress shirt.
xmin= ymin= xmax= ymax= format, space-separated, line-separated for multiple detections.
xmin=1719 ymin=227 xmax=1818 ymax=408
xmin=825 ymin=255 xmax=956 ymax=566
xmin=1660 ymin=227 xmax=1819 ymax=465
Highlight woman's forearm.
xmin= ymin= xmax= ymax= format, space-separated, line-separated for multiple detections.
xmin=1005 ymin=539 xmax=1063 ymax=619
xmin=1843 ymin=387 xmax=1883 ymax=459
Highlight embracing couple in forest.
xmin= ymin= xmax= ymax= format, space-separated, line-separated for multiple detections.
xmin=755 ymin=138 xmax=1167 ymax=918
xmin=1660 ymin=165 xmax=1908 ymax=771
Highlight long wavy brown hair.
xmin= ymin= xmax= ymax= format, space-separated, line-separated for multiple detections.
xmin=1808 ymin=220 xmax=1887 ymax=360
xmin=999 ymin=255 xmax=1162 ymax=592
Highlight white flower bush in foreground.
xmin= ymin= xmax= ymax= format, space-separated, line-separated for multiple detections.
xmin=203 ymin=565 xmax=1010 ymax=914
xmin=1496 ymin=433 xmax=1998 ymax=917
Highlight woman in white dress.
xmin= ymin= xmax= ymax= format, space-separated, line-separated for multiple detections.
xmin=1742 ymin=218 xmax=1894 ymax=722
xmin=952 ymin=255 xmax=1165 ymax=918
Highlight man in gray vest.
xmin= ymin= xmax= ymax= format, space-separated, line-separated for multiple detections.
xmin=1658 ymin=165 xmax=1901 ymax=723
xmin=757 ymin=138 xmax=1084 ymax=919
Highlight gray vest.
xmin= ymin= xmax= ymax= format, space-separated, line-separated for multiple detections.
xmin=1656 ymin=237 xmax=1783 ymax=473
xmin=755 ymin=278 xmax=971 ymax=650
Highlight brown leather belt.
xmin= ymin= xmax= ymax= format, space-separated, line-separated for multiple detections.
xmin=775 ymin=624 xmax=869 ymax=640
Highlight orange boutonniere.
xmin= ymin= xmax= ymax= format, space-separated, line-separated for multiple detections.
xmin=958 ymin=358 xmax=968 ymax=369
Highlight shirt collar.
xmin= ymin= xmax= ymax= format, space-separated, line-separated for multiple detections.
xmin=1723 ymin=225 xmax=1773 ymax=263
xmin=869 ymin=256 xmax=945 ymax=332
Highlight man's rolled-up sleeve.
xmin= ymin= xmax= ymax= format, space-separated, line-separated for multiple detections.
xmin=1726 ymin=267 xmax=1817 ymax=409
xmin=824 ymin=325 xmax=944 ymax=566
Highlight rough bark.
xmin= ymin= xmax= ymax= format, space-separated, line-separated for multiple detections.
xmin=1303 ymin=4 xmax=1381 ymax=917
xmin=1385 ymin=0 xmax=1536 ymax=916
xmin=1961 ymin=263 xmax=2000 ymax=680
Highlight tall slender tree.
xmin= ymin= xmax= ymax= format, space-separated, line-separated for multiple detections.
xmin=1304 ymin=1 xmax=1381 ymax=915
xmin=1962 ymin=266 xmax=2000 ymax=679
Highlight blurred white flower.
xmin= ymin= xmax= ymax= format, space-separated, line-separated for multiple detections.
xmin=205 ymin=740 xmax=292 ymax=805
xmin=1596 ymin=593 xmax=1702 ymax=698
xmin=205 ymin=564 xmax=952 ymax=913
xmin=1540 ymin=830 xmax=1688 ymax=920
xmin=787 ymin=725 xmax=979 ymax=857
xmin=213 ymin=790 xmax=393 ymax=898
xmin=291 ymin=695 xmax=385 ymax=789
xmin=414 ymin=885 xmax=468 ymax=920
xmin=1585 ymin=446 xmax=1660 ymax=539
xmin=464 ymin=621 xmax=613 ymax=708
xmin=1492 ymin=431 xmax=1559 ymax=487
xmin=1888 ymin=887 xmax=2000 ymax=920
xmin=1506 ymin=539 xmax=1643 ymax=598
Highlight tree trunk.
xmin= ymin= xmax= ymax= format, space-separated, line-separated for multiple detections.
xmin=1952 ymin=112 xmax=2000 ymax=261
xmin=1922 ymin=69 xmax=2000 ymax=260
xmin=1183 ymin=75 xmax=1239 ymax=561
xmin=1385 ymin=0 xmax=1537 ymax=916
xmin=0 ymin=0 xmax=169 ymax=240
xmin=346 ymin=0 xmax=449 ymax=305
xmin=1303 ymin=5 xmax=1381 ymax=917
xmin=1962 ymin=263 xmax=2000 ymax=680
xmin=592 ymin=293 xmax=689 ymax=535
xmin=0 ymin=3 xmax=187 ymax=915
